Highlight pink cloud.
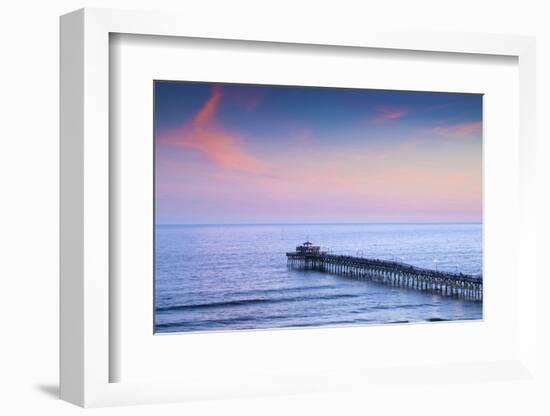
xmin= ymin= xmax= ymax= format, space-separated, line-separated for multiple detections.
xmin=157 ymin=85 xmax=267 ymax=175
xmin=370 ymin=106 xmax=409 ymax=124
xmin=432 ymin=121 xmax=482 ymax=136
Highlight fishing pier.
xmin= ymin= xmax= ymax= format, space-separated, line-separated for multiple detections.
xmin=286 ymin=242 xmax=482 ymax=301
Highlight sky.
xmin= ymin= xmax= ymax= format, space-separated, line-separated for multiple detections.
xmin=155 ymin=81 xmax=482 ymax=224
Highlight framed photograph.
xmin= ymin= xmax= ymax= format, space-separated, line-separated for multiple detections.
xmin=60 ymin=8 xmax=538 ymax=408
xmin=153 ymin=80 xmax=483 ymax=335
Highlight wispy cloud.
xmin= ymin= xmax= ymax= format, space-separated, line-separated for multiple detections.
xmin=157 ymin=85 xmax=267 ymax=175
xmin=369 ymin=106 xmax=409 ymax=124
xmin=432 ymin=121 xmax=482 ymax=137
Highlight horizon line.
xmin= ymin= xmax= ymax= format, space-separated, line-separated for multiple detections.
xmin=156 ymin=220 xmax=482 ymax=226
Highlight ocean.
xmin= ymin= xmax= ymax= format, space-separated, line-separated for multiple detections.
xmin=154 ymin=223 xmax=483 ymax=333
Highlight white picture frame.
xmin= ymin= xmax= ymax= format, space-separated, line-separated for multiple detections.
xmin=60 ymin=7 xmax=538 ymax=408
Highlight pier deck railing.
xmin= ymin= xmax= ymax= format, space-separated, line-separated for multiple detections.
xmin=286 ymin=252 xmax=482 ymax=301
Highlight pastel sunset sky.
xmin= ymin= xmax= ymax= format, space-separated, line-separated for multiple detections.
xmin=155 ymin=81 xmax=482 ymax=224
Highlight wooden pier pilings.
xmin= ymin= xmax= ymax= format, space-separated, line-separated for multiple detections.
xmin=286 ymin=250 xmax=482 ymax=302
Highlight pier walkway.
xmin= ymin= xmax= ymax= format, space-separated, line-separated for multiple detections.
xmin=286 ymin=242 xmax=482 ymax=301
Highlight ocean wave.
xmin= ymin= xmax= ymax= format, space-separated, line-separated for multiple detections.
xmin=156 ymin=293 xmax=358 ymax=313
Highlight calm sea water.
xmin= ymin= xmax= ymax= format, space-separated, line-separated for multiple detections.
xmin=155 ymin=223 xmax=482 ymax=333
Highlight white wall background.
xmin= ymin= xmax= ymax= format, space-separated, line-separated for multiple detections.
xmin=0 ymin=1 xmax=548 ymax=415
